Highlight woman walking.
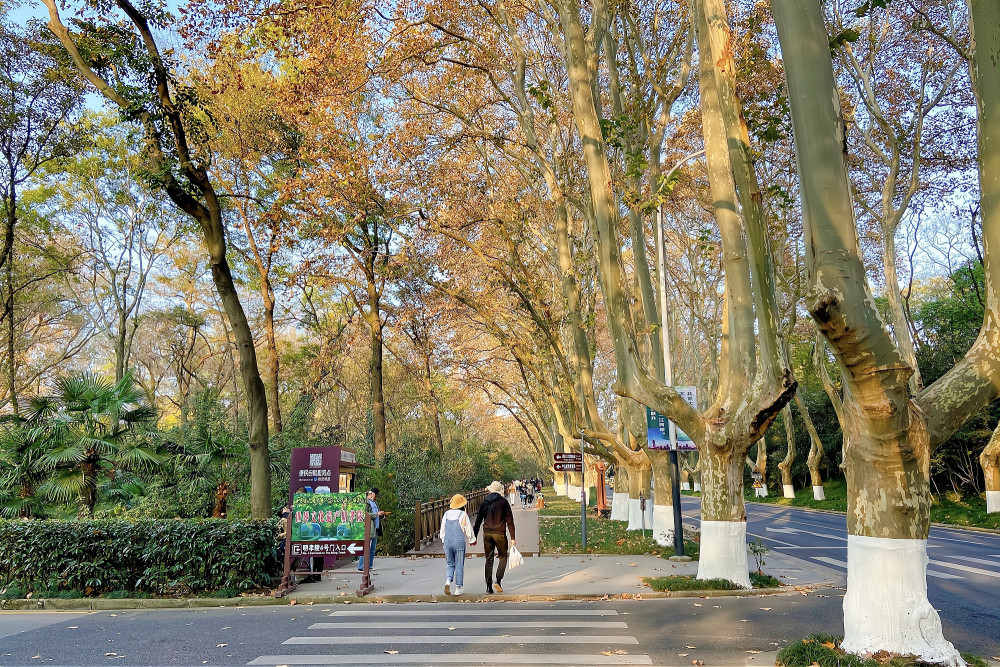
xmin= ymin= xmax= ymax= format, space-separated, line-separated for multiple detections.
xmin=440 ymin=494 xmax=477 ymax=595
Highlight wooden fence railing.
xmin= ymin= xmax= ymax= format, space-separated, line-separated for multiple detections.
xmin=412 ymin=488 xmax=489 ymax=551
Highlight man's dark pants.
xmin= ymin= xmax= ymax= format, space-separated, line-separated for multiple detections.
xmin=483 ymin=531 xmax=508 ymax=588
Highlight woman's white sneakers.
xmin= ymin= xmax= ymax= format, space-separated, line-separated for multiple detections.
xmin=454 ymin=586 xmax=463 ymax=595
xmin=444 ymin=580 xmax=452 ymax=595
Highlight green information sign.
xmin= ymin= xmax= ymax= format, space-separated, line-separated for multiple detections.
xmin=290 ymin=491 xmax=367 ymax=557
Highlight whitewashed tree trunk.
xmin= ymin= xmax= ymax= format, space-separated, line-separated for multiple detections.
xmin=981 ymin=422 xmax=1000 ymax=513
xmin=773 ymin=0 xmax=1000 ymax=661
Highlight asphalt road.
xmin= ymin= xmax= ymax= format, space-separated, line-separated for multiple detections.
xmin=0 ymin=596 xmax=890 ymax=667
xmin=682 ymin=495 xmax=1000 ymax=655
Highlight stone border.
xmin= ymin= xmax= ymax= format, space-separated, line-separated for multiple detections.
xmin=0 ymin=583 xmax=833 ymax=611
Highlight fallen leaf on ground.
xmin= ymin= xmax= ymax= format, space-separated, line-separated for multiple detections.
xmin=686 ymin=646 xmax=696 ymax=649
xmin=821 ymin=641 xmax=835 ymax=649
xmin=746 ymin=650 xmax=761 ymax=654
xmin=384 ymin=650 xmax=399 ymax=655
xmin=289 ymin=600 xmax=297 ymax=605
xmin=693 ymin=603 xmax=702 ymax=607
xmin=678 ymin=654 xmax=688 ymax=657
xmin=216 ymin=644 xmax=227 ymax=648
xmin=759 ymin=607 xmax=771 ymax=611
xmin=692 ymin=660 xmax=704 ymax=666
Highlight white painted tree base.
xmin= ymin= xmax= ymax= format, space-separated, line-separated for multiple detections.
xmin=813 ymin=485 xmax=826 ymax=501
xmin=842 ymin=535 xmax=963 ymax=666
xmin=693 ymin=482 xmax=701 ymax=492
xmin=696 ymin=520 xmax=751 ymax=588
xmin=610 ymin=493 xmax=628 ymax=521
xmin=626 ymin=498 xmax=654 ymax=531
xmin=567 ymin=484 xmax=581 ymax=501
xmin=681 ymin=482 xmax=690 ymax=491
xmin=652 ymin=504 xmax=675 ymax=545
xmin=987 ymin=491 xmax=1000 ymax=513
xmin=754 ymin=487 xmax=768 ymax=497
xmin=783 ymin=484 xmax=795 ymax=499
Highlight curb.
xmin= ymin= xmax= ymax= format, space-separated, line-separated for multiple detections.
xmin=0 ymin=584 xmax=830 ymax=611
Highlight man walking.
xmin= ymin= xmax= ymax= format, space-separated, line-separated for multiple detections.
xmin=473 ymin=480 xmax=515 ymax=594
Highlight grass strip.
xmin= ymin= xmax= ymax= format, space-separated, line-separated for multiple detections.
xmin=643 ymin=572 xmax=781 ymax=592
xmin=775 ymin=634 xmax=986 ymax=667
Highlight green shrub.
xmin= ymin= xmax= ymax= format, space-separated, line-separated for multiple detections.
xmin=0 ymin=518 xmax=281 ymax=597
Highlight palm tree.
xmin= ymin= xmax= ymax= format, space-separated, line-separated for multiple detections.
xmin=27 ymin=372 xmax=163 ymax=517
xmin=0 ymin=415 xmax=48 ymax=518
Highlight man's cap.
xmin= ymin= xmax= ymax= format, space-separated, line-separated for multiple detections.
xmin=370 ymin=487 xmax=380 ymax=495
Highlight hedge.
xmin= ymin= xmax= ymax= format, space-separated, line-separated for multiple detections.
xmin=0 ymin=519 xmax=282 ymax=596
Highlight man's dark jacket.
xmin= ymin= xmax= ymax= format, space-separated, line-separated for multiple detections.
xmin=473 ymin=492 xmax=515 ymax=539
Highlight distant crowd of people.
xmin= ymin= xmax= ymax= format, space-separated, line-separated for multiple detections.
xmin=510 ymin=477 xmax=542 ymax=508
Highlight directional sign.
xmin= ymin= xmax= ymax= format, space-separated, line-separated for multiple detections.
xmin=554 ymin=452 xmax=582 ymax=462
xmin=553 ymin=461 xmax=583 ymax=472
xmin=291 ymin=539 xmax=364 ymax=557
xmin=290 ymin=491 xmax=368 ymax=558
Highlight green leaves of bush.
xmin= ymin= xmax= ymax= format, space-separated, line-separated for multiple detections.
xmin=0 ymin=518 xmax=281 ymax=597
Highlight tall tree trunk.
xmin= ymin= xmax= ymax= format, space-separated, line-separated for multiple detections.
xmin=778 ymin=405 xmax=796 ymax=498
xmin=982 ymin=421 xmax=1000 ymax=513
xmin=4 ymin=188 xmax=17 ymax=417
xmin=610 ymin=458 xmax=630 ymax=520
xmin=264 ymin=298 xmax=283 ymax=434
xmin=795 ymin=393 xmax=826 ymax=500
xmin=368 ymin=302 xmax=387 ymax=459
xmin=698 ymin=442 xmax=751 ymax=588
xmin=43 ymin=1 xmax=273 ymax=519
xmin=772 ymin=0 xmax=1000 ymax=660
xmin=647 ymin=449 xmax=675 ymax=545
xmin=422 ymin=349 xmax=444 ymax=455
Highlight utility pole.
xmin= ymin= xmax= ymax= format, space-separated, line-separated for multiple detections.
xmin=656 ymin=206 xmax=688 ymax=560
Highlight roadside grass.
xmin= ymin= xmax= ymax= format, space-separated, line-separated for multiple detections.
xmin=746 ymin=479 xmax=1000 ymax=531
xmin=539 ymin=514 xmax=699 ymax=559
xmin=538 ymin=488 xmax=586 ymax=516
xmin=643 ymin=571 xmax=781 ymax=592
xmin=775 ymin=634 xmax=986 ymax=667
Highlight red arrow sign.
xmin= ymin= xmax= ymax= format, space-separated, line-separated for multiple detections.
xmin=553 ymin=462 xmax=583 ymax=472
xmin=554 ymin=452 xmax=582 ymax=462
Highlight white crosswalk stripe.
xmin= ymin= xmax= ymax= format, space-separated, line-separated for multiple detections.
xmin=247 ymin=605 xmax=651 ymax=666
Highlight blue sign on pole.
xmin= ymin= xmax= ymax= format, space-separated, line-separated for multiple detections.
xmin=645 ymin=386 xmax=698 ymax=451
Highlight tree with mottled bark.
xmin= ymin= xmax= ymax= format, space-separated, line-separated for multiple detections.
xmin=772 ymin=0 xmax=999 ymax=661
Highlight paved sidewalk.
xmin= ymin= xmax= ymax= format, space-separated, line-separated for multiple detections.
xmin=288 ymin=548 xmax=836 ymax=602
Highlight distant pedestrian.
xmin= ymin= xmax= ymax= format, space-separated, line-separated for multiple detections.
xmin=519 ymin=484 xmax=528 ymax=508
xmin=440 ymin=494 xmax=477 ymax=595
xmin=473 ymin=480 xmax=516 ymax=594
xmin=358 ymin=488 xmax=387 ymax=572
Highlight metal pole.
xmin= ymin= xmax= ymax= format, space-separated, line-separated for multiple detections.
xmin=580 ymin=437 xmax=587 ymax=550
xmin=657 ymin=206 xmax=686 ymax=558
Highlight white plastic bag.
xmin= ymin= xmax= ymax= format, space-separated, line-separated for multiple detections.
xmin=508 ymin=545 xmax=524 ymax=569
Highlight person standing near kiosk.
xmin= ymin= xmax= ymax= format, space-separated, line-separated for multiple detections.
xmin=358 ymin=488 xmax=386 ymax=571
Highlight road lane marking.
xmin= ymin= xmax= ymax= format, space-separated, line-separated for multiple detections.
xmin=766 ymin=526 xmax=847 ymax=541
xmin=328 ymin=609 xmax=619 ymax=616
xmin=946 ymin=555 xmax=1000 ymax=567
xmin=811 ymin=556 xmax=961 ymax=579
xmin=249 ymin=654 xmax=652 ymax=665
xmin=929 ymin=560 xmax=1000 ymax=579
xmin=283 ymin=635 xmax=640 ymax=645
xmin=308 ymin=621 xmax=629 ymax=629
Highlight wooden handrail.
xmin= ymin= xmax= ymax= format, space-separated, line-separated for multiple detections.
xmin=413 ymin=488 xmax=489 ymax=551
